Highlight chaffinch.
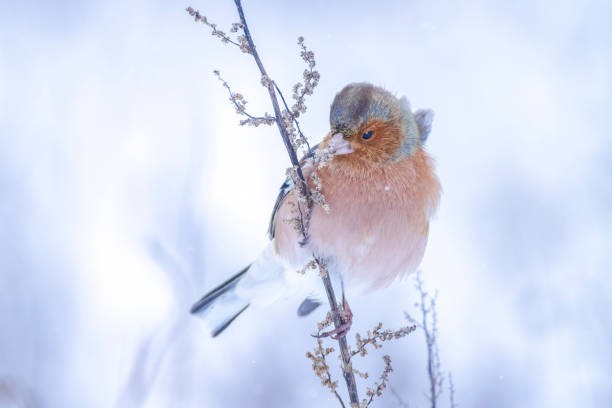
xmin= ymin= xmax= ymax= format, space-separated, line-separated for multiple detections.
xmin=192 ymin=82 xmax=441 ymax=337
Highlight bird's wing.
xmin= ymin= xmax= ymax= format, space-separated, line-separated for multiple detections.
xmin=267 ymin=144 xmax=319 ymax=239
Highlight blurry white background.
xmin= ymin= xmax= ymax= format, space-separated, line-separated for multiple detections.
xmin=1 ymin=0 xmax=610 ymax=407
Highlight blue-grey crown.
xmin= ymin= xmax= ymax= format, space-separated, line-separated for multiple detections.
xmin=329 ymin=83 xmax=396 ymax=134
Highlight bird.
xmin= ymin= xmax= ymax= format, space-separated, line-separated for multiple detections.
xmin=191 ymin=82 xmax=441 ymax=337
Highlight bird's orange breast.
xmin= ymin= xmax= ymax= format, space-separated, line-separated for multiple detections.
xmin=274 ymin=147 xmax=440 ymax=289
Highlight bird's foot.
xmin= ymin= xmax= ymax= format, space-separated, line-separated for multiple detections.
xmin=314 ymin=296 xmax=353 ymax=340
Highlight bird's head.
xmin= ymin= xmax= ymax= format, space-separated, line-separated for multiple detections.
xmin=326 ymin=82 xmax=434 ymax=165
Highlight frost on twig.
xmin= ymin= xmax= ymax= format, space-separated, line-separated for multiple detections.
xmin=187 ymin=3 xmax=325 ymax=240
xmin=297 ymin=259 xmax=318 ymax=275
xmin=293 ymin=37 xmax=320 ymax=117
xmin=273 ymin=36 xmax=320 ymax=157
xmin=283 ymin=139 xmax=333 ymax=243
xmin=307 ymin=310 xmax=416 ymax=408
xmin=361 ymin=354 xmax=393 ymax=408
xmin=213 ymin=70 xmax=275 ymax=127
xmin=352 ymin=323 xmax=416 ymax=358
xmin=186 ymin=6 xmax=251 ymax=53
xmin=306 ymin=337 xmax=345 ymax=407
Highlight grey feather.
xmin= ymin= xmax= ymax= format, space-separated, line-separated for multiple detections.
xmin=211 ymin=304 xmax=249 ymax=337
xmin=267 ymin=144 xmax=319 ymax=239
xmin=191 ymin=266 xmax=251 ymax=337
xmin=190 ymin=265 xmax=250 ymax=315
xmin=267 ymin=179 xmax=293 ymax=239
xmin=297 ymin=297 xmax=322 ymax=317
xmin=415 ymin=109 xmax=434 ymax=142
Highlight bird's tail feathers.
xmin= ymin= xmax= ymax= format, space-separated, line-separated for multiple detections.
xmin=191 ymin=242 xmax=295 ymax=337
xmin=191 ymin=266 xmax=250 ymax=337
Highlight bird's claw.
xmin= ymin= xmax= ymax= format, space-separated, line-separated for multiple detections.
xmin=312 ymin=297 xmax=353 ymax=340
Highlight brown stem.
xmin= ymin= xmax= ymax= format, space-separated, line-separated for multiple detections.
xmin=232 ymin=1 xmax=359 ymax=405
xmin=234 ymin=0 xmax=312 ymax=247
xmin=233 ymin=0 xmax=307 ymax=191
xmin=317 ymin=259 xmax=360 ymax=407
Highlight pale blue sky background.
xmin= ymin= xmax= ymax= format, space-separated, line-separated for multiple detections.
xmin=1 ymin=0 xmax=610 ymax=407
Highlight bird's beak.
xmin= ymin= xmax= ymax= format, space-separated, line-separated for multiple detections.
xmin=328 ymin=132 xmax=354 ymax=155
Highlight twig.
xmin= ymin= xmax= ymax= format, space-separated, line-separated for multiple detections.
xmin=273 ymin=81 xmax=311 ymax=153
xmin=186 ymin=7 xmax=249 ymax=51
xmin=233 ymin=0 xmax=313 ymax=249
xmin=449 ymin=372 xmax=457 ymax=408
xmin=316 ymin=258 xmax=360 ymax=407
xmin=230 ymin=1 xmax=360 ymax=405
xmin=214 ymin=70 xmax=275 ymax=126
xmin=233 ymin=0 xmax=306 ymax=187
xmin=306 ymin=336 xmax=346 ymax=408
xmin=362 ymin=355 xmax=393 ymax=408
xmin=389 ymin=385 xmax=410 ymax=408
xmin=352 ymin=323 xmax=416 ymax=358
xmin=406 ymin=272 xmax=443 ymax=408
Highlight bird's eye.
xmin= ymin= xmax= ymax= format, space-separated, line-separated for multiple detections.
xmin=362 ymin=130 xmax=374 ymax=140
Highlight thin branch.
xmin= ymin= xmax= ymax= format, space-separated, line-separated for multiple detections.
xmin=273 ymin=81 xmax=311 ymax=153
xmin=233 ymin=0 xmax=313 ymax=248
xmin=306 ymin=335 xmax=347 ymax=408
xmin=335 ymin=389 xmax=347 ymax=408
xmin=362 ymin=355 xmax=393 ymax=408
xmin=233 ymin=0 xmax=306 ymax=183
xmin=389 ymin=385 xmax=410 ymax=408
xmin=186 ymin=7 xmax=246 ymax=49
xmin=352 ymin=323 xmax=416 ymax=357
xmin=316 ymin=258 xmax=360 ymax=406
xmin=214 ymin=70 xmax=275 ymax=126
xmin=449 ymin=372 xmax=457 ymax=408
xmin=230 ymin=1 xmax=360 ymax=405
xmin=407 ymin=272 xmax=444 ymax=408
xmin=292 ymin=36 xmax=320 ymax=118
